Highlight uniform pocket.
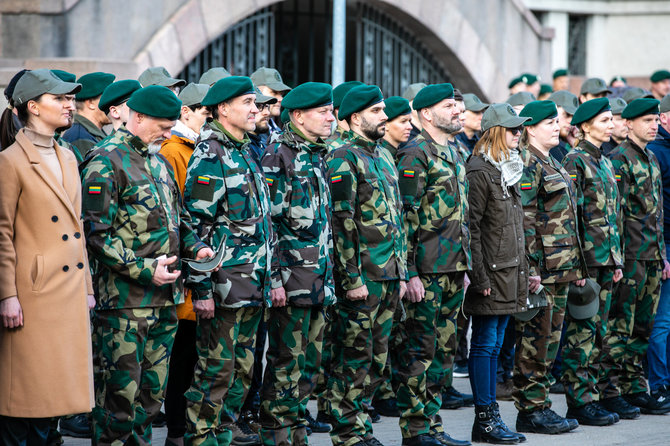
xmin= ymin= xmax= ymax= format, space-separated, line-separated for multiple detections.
xmin=31 ymin=254 xmax=45 ymax=292
xmin=224 ymin=171 xmax=259 ymax=221
xmin=358 ymin=176 xmax=389 ymax=218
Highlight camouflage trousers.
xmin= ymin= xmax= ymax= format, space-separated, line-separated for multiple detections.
xmin=602 ymin=260 xmax=662 ymax=397
xmin=185 ymin=306 xmax=263 ymax=446
xmin=92 ymin=306 xmax=178 ymax=446
xmin=316 ymin=308 xmax=337 ymax=415
xmin=393 ymin=272 xmax=464 ymax=439
xmin=561 ymin=267 xmax=614 ymax=408
xmin=326 ymin=280 xmax=400 ymax=446
xmin=513 ymin=283 xmax=569 ymax=412
xmin=259 ymin=305 xmax=326 ymax=445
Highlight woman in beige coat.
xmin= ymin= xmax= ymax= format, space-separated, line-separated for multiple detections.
xmin=0 ymin=69 xmax=95 ymax=445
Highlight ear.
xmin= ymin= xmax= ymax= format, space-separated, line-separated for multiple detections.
xmin=420 ymin=107 xmax=431 ymax=123
xmin=181 ymin=106 xmax=191 ymax=119
xmin=26 ymin=99 xmax=40 ymax=117
xmin=218 ymin=102 xmax=227 ymax=117
xmin=293 ymin=109 xmax=303 ymax=125
xmin=108 ymin=106 xmax=119 ymax=120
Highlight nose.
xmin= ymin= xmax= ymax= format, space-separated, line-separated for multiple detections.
xmin=251 ymin=103 xmax=259 ymax=114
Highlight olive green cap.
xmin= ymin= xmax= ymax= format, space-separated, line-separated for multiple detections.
xmin=126 ymin=85 xmax=182 ymax=120
xmin=76 ymin=71 xmax=116 ymax=100
xmin=463 ymin=93 xmax=488 ymax=112
xmin=521 ymin=73 xmax=539 ymax=85
xmin=481 ymin=103 xmax=529 ymax=133
xmin=519 ymin=100 xmax=558 ymax=126
xmin=201 ymin=76 xmax=255 ymax=107
xmin=622 ymin=98 xmax=660 ymax=120
xmin=178 ymin=83 xmax=210 ymax=107
xmin=661 ymin=94 xmax=670 ymax=113
xmin=199 ymin=67 xmax=231 ymax=86
xmin=138 ymin=66 xmax=186 ymax=88
xmin=280 ymin=108 xmax=290 ymax=124
xmin=580 ymin=77 xmax=611 ymax=95
xmin=402 ymin=82 xmax=427 ymax=101
xmin=508 ymin=76 xmax=523 ymax=89
xmin=333 ymin=81 xmax=365 ymax=109
xmin=338 ymin=85 xmax=384 ymax=121
xmin=282 ymin=82 xmax=332 ymax=110
xmin=99 ymin=79 xmax=142 ymax=114
xmin=623 ymin=87 xmax=653 ymax=104
xmin=651 ymin=70 xmax=670 ymax=83
xmin=253 ymin=86 xmax=277 ymax=105
xmin=571 ymin=97 xmax=611 ymax=126
xmin=552 ymin=69 xmax=568 ymax=79
xmin=609 ymin=97 xmax=628 ymax=115
xmin=506 ymin=91 xmax=536 ymax=108
xmin=539 ymin=84 xmax=553 ymax=96
xmin=250 ymin=67 xmax=291 ymax=92
xmin=412 ymin=83 xmax=454 ymax=110
xmin=384 ymin=96 xmax=412 ymax=121
xmin=51 ymin=69 xmax=76 ymax=83
xmin=548 ymin=90 xmax=579 ymax=115
xmin=610 ymin=75 xmax=627 ymax=86
xmin=12 ymin=69 xmax=82 ymax=105
xmin=514 ymin=289 xmax=548 ymax=321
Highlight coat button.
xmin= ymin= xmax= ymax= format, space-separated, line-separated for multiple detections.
xmin=62 ymin=234 xmax=69 ymax=241
xmin=74 ymin=232 xmax=81 ymax=239
xmin=492 ymin=264 xmax=497 ymax=269
xmin=63 ymin=265 xmax=69 ymax=272
xmin=52 ymin=216 xmax=58 ymax=222
xmin=77 ymin=263 xmax=84 ymax=269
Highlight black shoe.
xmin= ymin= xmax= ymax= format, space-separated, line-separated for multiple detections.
xmin=444 ymin=386 xmax=474 ymax=407
xmin=367 ymin=407 xmax=381 ymax=423
xmin=433 ymin=431 xmax=471 ymax=446
xmin=472 ymin=405 xmax=519 ymax=444
xmin=652 ymin=385 xmax=670 ymax=405
xmin=59 ymin=414 xmax=92 ymax=438
xmin=453 ymin=364 xmax=469 ymax=378
xmin=230 ymin=420 xmax=261 ymax=446
xmin=600 ymin=396 xmax=641 ymax=419
xmin=566 ymin=402 xmax=616 ymax=426
xmin=152 ymin=410 xmax=167 ymax=427
xmin=592 ymin=402 xmax=619 ymax=423
xmin=515 ymin=409 xmax=570 ymax=435
xmin=366 ymin=436 xmax=385 ymax=446
xmin=306 ymin=426 xmax=312 ymax=436
xmin=490 ymin=402 xmax=525 ymax=443
xmin=624 ymin=391 xmax=670 ymax=415
xmin=373 ymin=397 xmax=400 ymax=417
xmin=305 ymin=409 xmax=331 ymax=433
xmin=549 ymin=382 xmax=565 ymax=394
xmin=401 ymin=434 xmax=443 ymax=446
xmin=542 ymin=408 xmax=578 ymax=432
xmin=46 ymin=427 xmax=63 ymax=446
xmin=240 ymin=410 xmax=260 ymax=433
xmin=316 ymin=410 xmax=335 ymax=426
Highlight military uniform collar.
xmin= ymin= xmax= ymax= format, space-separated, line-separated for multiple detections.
xmin=210 ymin=119 xmax=250 ymax=149
xmin=419 ymin=128 xmax=450 ymax=157
xmin=349 ymin=131 xmax=379 ymax=153
xmin=527 ymin=144 xmax=552 ymax=163
xmin=74 ymin=113 xmax=107 ymax=139
xmin=116 ymin=126 xmax=149 ymax=157
xmin=380 ymin=138 xmax=398 ymax=158
xmin=578 ymin=139 xmax=602 ymax=158
xmin=287 ymin=123 xmax=327 ymax=154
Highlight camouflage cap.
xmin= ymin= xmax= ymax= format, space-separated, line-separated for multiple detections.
xmin=622 ymin=86 xmax=653 ymax=104
xmin=250 ymin=67 xmax=291 ymax=92
xmin=282 ymin=82 xmax=332 ymax=110
xmin=199 ymin=67 xmax=231 ymax=86
xmin=138 ymin=66 xmax=186 ymax=88
xmin=12 ymin=69 xmax=81 ymax=105
xmin=201 ymin=76 xmax=255 ymax=107
xmin=506 ymin=91 xmax=536 ymax=108
xmin=567 ymin=278 xmax=600 ymax=320
xmin=384 ymin=96 xmax=412 ymax=121
xmin=548 ymin=90 xmax=579 ymax=115
xmin=463 ymin=93 xmax=489 ymax=112
xmin=622 ymin=97 xmax=660 ymax=120
xmin=412 ymin=83 xmax=454 ymax=110
xmin=650 ymin=69 xmax=670 ymax=83
xmin=661 ymin=94 xmax=670 ymax=113
xmin=570 ymin=97 xmax=611 ymax=126
xmin=552 ymin=68 xmax=569 ymax=79
xmin=333 ymin=81 xmax=365 ymax=109
xmin=51 ymin=69 xmax=76 ymax=83
xmin=481 ymin=103 xmax=529 ymax=133
xmin=76 ymin=72 xmax=116 ymax=100
xmin=178 ymin=83 xmax=210 ymax=107
xmin=609 ymin=97 xmax=628 ymax=115
xmin=338 ymin=84 xmax=384 ymax=120
xmin=402 ymin=82 xmax=427 ymax=101
xmin=254 ymin=86 xmax=277 ymax=105
xmin=580 ymin=77 xmax=611 ymax=95
xmin=99 ymin=79 xmax=142 ymax=114
xmin=520 ymin=100 xmax=558 ymax=126
xmin=127 ymin=85 xmax=182 ymax=120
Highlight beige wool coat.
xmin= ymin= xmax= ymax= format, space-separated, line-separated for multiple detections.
xmin=0 ymin=129 xmax=95 ymax=417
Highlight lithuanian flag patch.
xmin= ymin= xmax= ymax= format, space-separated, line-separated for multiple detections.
xmin=403 ymin=170 xmax=415 ymax=177
xmin=520 ymin=183 xmax=532 ymax=190
xmin=331 ymin=175 xmax=343 ymax=184
xmin=615 ymin=174 xmax=622 ymax=182
xmin=88 ymin=185 xmax=102 ymax=194
xmin=569 ymin=174 xmax=577 ymax=181
xmin=266 ymin=177 xmax=274 ymax=186
xmin=197 ymin=176 xmax=211 ymax=185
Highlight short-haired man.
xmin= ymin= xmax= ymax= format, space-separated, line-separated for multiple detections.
xmin=455 ymin=93 xmax=489 ymax=153
xmin=601 ymin=98 xmax=629 ymax=155
xmin=650 ymin=70 xmax=670 ymax=101
xmin=248 ymin=87 xmax=278 ymax=161
xmin=251 ymin=67 xmax=292 ymax=137
xmin=402 ymin=83 xmax=428 ymax=143
xmin=329 ymin=81 xmax=365 ymax=143
xmin=138 ymin=66 xmax=186 ymax=93
xmin=98 ymin=79 xmax=142 ymax=133
xmin=548 ymin=90 xmax=580 ymax=162
xmin=552 ymin=69 xmax=569 ymax=92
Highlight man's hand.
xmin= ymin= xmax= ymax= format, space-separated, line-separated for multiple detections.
xmin=399 ymin=281 xmax=407 ymax=300
xmin=663 ymin=260 xmax=670 ymax=281
xmin=152 ymin=256 xmax=181 ymax=286
xmin=528 ymin=275 xmax=541 ymax=293
xmin=406 ymin=276 xmax=425 ymax=303
xmin=87 ymin=294 xmax=96 ymax=310
xmin=613 ymin=268 xmax=623 ymax=283
xmin=271 ymin=287 xmax=287 ymax=307
xmin=482 ymin=288 xmax=492 ymax=296
xmin=195 ymin=247 xmax=219 ymax=271
xmin=574 ymin=278 xmax=586 ymax=287
xmin=346 ymin=285 xmax=369 ymax=301
xmin=193 ymin=298 xmax=215 ymax=319
xmin=0 ymin=297 xmax=23 ymax=328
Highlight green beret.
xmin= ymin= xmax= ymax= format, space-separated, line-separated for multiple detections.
xmin=539 ymin=84 xmax=553 ymax=96
xmin=412 ymin=83 xmax=454 ymax=110
xmin=282 ymin=82 xmax=333 ymax=110
xmin=138 ymin=66 xmax=186 ymax=88
xmin=623 ymin=87 xmax=654 ymax=103
xmin=506 ymin=91 xmax=536 ymax=107
xmin=571 ymin=98 xmax=611 ymax=126
xmin=384 ymin=96 xmax=412 ymax=121
xmin=661 ymin=95 xmax=670 ymax=114
xmin=553 ymin=69 xmax=569 ymax=79
xmin=280 ymin=108 xmax=290 ymax=124
xmin=199 ymin=67 xmax=231 ymax=86
xmin=651 ymin=70 xmax=670 ymax=83
xmin=548 ymin=90 xmax=579 ymax=115
xmin=463 ymin=93 xmax=488 ymax=112
xmin=580 ymin=77 xmax=611 ymax=95
xmin=51 ymin=69 xmax=76 ymax=83
xmin=76 ymin=72 xmax=116 ymax=100
xmin=521 ymin=73 xmax=539 ymax=85
xmin=338 ymin=85 xmax=384 ymax=121
xmin=12 ymin=69 xmax=81 ymax=105
xmin=99 ymin=80 xmax=142 ymax=114
xmin=610 ymin=75 xmax=627 ymax=86
xmin=508 ymin=76 xmax=523 ymax=89
xmin=201 ymin=76 xmax=255 ymax=107
xmin=402 ymin=83 xmax=427 ymax=101
xmin=178 ymin=83 xmax=210 ymax=107
xmin=520 ymin=100 xmax=558 ymax=126
xmin=333 ymin=81 xmax=364 ymax=109
xmin=609 ymin=97 xmax=628 ymax=115
xmin=622 ymin=98 xmax=660 ymax=120
xmin=481 ymin=103 xmax=529 ymax=133
xmin=127 ymin=85 xmax=182 ymax=120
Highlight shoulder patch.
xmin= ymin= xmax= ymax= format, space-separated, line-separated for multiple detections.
xmin=330 ymin=174 xmax=353 ymax=202
xmin=191 ymin=176 xmax=216 ymax=201
xmin=520 ymin=182 xmax=533 ymax=191
xmin=83 ymin=181 xmax=107 ymax=212
xmin=266 ymin=176 xmax=278 ymax=200
xmin=399 ymin=168 xmax=420 ymax=197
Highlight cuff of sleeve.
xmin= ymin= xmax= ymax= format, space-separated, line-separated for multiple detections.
xmin=270 ymin=272 xmax=283 ymax=289
xmin=138 ymin=259 xmax=158 ymax=286
xmin=192 ymin=287 xmax=213 ymax=301
xmin=190 ymin=241 xmax=208 ymax=259
xmin=342 ymin=275 xmax=365 ymax=291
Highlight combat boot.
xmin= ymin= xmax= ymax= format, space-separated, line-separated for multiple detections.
xmin=566 ymin=402 xmax=617 ymax=426
xmin=472 ymin=405 xmax=519 ymax=444
xmin=624 ymin=391 xmax=670 ymax=415
xmin=515 ymin=408 xmax=570 ymax=435
xmin=401 ymin=434 xmax=443 ymax=446
xmin=305 ymin=409 xmax=331 ymax=433
xmin=600 ymin=395 xmax=641 ymax=419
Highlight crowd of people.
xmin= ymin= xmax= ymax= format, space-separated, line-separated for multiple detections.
xmin=0 ymin=62 xmax=669 ymax=446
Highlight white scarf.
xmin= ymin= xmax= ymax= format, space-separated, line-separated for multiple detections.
xmin=483 ymin=146 xmax=523 ymax=195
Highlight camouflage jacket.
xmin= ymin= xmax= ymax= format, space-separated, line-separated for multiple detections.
xmin=326 ymin=131 xmax=407 ymax=289
xmin=380 ymin=138 xmax=399 ymax=159
xmin=608 ymin=138 xmax=666 ymax=262
xmin=519 ymin=144 xmax=586 ymax=285
xmin=183 ymin=120 xmax=274 ymax=308
xmin=396 ymin=129 xmax=471 ymax=276
xmin=63 ymin=114 xmax=107 ymax=160
xmin=326 ymin=127 xmax=353 ymax=153
xmin=562 ymin=140 xmax=623 ymax=268
xmin=262 ymin=124 xmax=335 ymax=306
xmin=81 ymin=126 xmax=205 ymax=309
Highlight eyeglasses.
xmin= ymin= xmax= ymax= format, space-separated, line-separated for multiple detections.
xmin=257 ymin=103 xmax=270 ymax=111
xmin=509 ymin=126 xmax=524 ymax=134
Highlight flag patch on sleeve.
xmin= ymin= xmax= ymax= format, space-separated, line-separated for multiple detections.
xmin=615 ymin=174 xmax=621 ymax=182
xmin=197 ymin=176 xmax=211 ymax=185
xmin=520 ymin=183 xmax=532 ymax=190
xmin=331 ymin=175 xmax=343 ymax=184
xmin=569 ymin=174 xmax=577 ymax=181
xmin=403 ymin=170 xmax=415 ymax=177
xmin=88 ymin=185 xmax=102 ymax=194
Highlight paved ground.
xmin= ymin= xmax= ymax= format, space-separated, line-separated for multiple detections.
xmin=62 ymin=377 xmax=669 ymax=446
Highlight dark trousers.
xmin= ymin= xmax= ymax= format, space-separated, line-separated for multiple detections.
xmin=497 ymin=321 xmax=515 ymax=382
xmin=165 ymin=319 xmax=198 ymax=438
xmin=0 ymin=415 xmax=50 ymax=446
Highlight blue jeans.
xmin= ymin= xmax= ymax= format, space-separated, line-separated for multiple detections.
xmin=469 ymin=314 xmax=510 ymax=406
xmin=648 ymin=268 xmax=670 ymax=392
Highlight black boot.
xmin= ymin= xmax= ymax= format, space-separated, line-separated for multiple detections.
xmin=472 ymin=405 xmax=519 ymax=444
xmin=490 ymin=402 xmax=525 ymax=443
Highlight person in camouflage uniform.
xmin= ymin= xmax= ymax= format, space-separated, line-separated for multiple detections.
xmin=514 ymin=100 xmax=587 ymax=435
xmin=603 ymin=98 xmax=670 ymax=415
xmin=394 ymin=84 xmax=471 ymax=446
xmin=560 ymin=98 xmax=626 ymax=425
xmin=81 ymin=86 xmax=211 ymax=446
xmin=257 ymin=82 xmax=336 ymax=445
xmin=181 ymin=76 xmax=274 ymax=446
xmin=324 ymin=85 xmax=407 ymax=446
